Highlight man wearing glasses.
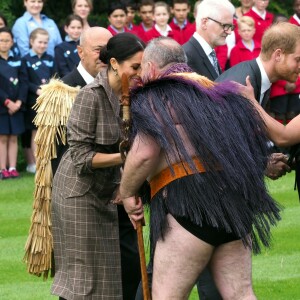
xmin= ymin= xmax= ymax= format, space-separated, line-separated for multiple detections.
xmin=183 ymin=0 xmax=235 ymax=81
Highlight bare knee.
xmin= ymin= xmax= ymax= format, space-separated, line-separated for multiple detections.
xmin=8 ymin=135 xmax=18 ymax=144
xmin=0 ymin=135 xmax=8 ymax=144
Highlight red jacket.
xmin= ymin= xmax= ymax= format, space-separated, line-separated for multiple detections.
xmin=107 ymin=25 xmax=131 ymax=36
xmin=131 ymin=23 xmax=153 ymax=42
xmin=244 ymin=9 xmax=274 ymax=43
xmin=229 ymin=39 xmax=261 ymax=67
xmin=270 ymin=80 xmax=289 ymax=98
xmin=270 ymin=78 xmax=300 ymax=98
xmin=144 ymin=26 xmax=174 ymax=43
xmin=169 ymin=19 xmax=195 ymax=45
xmin=289 ymin=15 xmax=300 ymax=26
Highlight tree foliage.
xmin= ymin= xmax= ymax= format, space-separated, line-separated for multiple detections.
xmin=0 ymin=0 xmax=296 ymax=29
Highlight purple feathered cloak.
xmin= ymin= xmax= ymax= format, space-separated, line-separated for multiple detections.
xmin=130 ymin=63 xmax=281 ymax=254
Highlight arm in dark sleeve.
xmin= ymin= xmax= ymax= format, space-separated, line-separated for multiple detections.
xmin=55 ymin=45 xmax=70 ymax=78
xmin=17 ymin=59 xmax=29 ymax=103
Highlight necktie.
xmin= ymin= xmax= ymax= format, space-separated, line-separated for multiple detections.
xmin=210 ymin=50 xmax=219 ymax=75
xmin=260 ymin=88 xmax=271 ymax=109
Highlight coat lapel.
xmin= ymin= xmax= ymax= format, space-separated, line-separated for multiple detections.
xmin=190 ymin=37 xmax=219 ymax=80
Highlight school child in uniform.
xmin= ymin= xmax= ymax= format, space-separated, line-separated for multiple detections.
xmin=0 ymin=27 xmax=28 ymax=179
xmin=121 ymin=0 xmax=138 ymax=31
xmin=107 ymin=2 xmax=131 ymax=36
xmin=229 ymin=16 xmax=261 ymax=67
xmin=22 ymin=28 xmax=56 ymax=171
xmin=132 ymin=0 xmax=155 ymax=42
xmin=169 ymin=0 xmax=194 ymax=45
xmin=0 ymin=13 xmax=21 ymax=57
xmin=244 ymin=0 xmax=274 ymax=43
xmin=55 ymin=14 xmax=83 ymax=78
xmin=144 ymin=1 xmax=174 ymax=43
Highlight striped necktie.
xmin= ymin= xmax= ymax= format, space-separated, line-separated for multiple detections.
xmin=210 ymin=50 xmax=220 ymax=75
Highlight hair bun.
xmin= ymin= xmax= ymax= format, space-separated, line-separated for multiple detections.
xmin=99 ymin=45 xmax=109 ymax=63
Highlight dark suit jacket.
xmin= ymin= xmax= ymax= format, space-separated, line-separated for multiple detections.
xmin=183 ymin=36 xmax=221 ymax=80
xmin=62 ymin=66 xmax=86 ymax=88
xmin=215 ymin=59 xmax=270 ymax=109
xmin=51 ymin=67 xmax=86 ymax=174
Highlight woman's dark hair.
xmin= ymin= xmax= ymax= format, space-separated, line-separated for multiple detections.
xmin=0 ymin=26 xmax=13 ymax=40
xmin=107 ymin=2 xmax=128 ymax=16
xmin=65 ymin=14 xmax=84 ymax=27
xmin=100 ymin=32 xmax=145 ymax=68
xmin=0 ymin=13 xmax=8 ymax=27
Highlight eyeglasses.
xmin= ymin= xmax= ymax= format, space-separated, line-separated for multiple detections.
xmin=207 ymin=17 xmax=235 ymax=31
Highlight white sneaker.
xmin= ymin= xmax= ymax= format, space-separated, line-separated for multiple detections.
xmin=26 ymin=164 xmax=36 ymax=173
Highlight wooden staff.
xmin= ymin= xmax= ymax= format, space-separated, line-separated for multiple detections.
xmin=120 ymin=73 xmax=151 ymax=300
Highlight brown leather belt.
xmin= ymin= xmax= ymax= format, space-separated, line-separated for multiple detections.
xmin=149 ymin=158 xmax=206 ymax=198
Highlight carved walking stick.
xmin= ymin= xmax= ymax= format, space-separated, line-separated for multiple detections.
xmin=120 ymin=73 xmax=151 ymax=300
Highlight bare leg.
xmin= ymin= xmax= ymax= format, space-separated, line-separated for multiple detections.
xmin=7 ymin=135 xmax=18 ymax=168
xmin=0 ymin=135 xmax=8 ymax=169
xmin=211 ymin=239 xmax=257 ymax=300
xmin=152 ymin=214 xmax=214 ymax=300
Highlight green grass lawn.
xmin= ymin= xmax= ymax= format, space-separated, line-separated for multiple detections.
xmin=0 ymin=172 xmax=299 ymax=299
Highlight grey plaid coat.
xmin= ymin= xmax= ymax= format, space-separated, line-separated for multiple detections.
xmin=51 ymin=70 xmax=123 ymax=299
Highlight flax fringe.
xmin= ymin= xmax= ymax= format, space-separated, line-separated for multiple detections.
xmin=23 ymin=79 xmax=79 ymax=279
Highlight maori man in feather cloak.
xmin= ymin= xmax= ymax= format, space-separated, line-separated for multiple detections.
xmin=120 ymin=37 xmax=281 ymax=300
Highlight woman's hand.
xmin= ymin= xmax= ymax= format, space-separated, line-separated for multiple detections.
xmin=111 ymin=186 xmax=123 ymax=205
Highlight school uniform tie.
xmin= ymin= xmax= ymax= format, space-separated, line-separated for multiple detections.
xmin=210 ymin=50 xmax=220 ymax=75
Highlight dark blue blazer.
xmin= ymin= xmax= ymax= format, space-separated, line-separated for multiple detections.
xmin=22 ymin=52 xmax=56 ymax=105
xmin=55 ymin=40 xmax=80 ymax=78
xmin=0 ymin=52 xmax=28 ymax=114
xmin=62 ymin=66 xmax=86 ymax=88
xmin=183 ymin=36 xmax=221 ymax=80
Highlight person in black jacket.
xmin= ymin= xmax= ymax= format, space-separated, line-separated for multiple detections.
xmin=22 ymin=28 xmax=57 ymax=173
xmin=183 ymin=0 xmax=234 ymax=80
xmin=55 ymin=14 xmax=83 ymax=78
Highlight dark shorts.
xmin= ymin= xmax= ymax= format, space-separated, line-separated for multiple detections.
xmin=270 ymin=94 xmax=300 ymax=114
xmin=174 ymin=215 xmax=241 ymax=246
xmin=0 ymin=111 xmax=25 ymax=135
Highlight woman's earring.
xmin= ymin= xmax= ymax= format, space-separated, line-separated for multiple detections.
xmin=113 ymin=68 xmax=118 ymax=76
